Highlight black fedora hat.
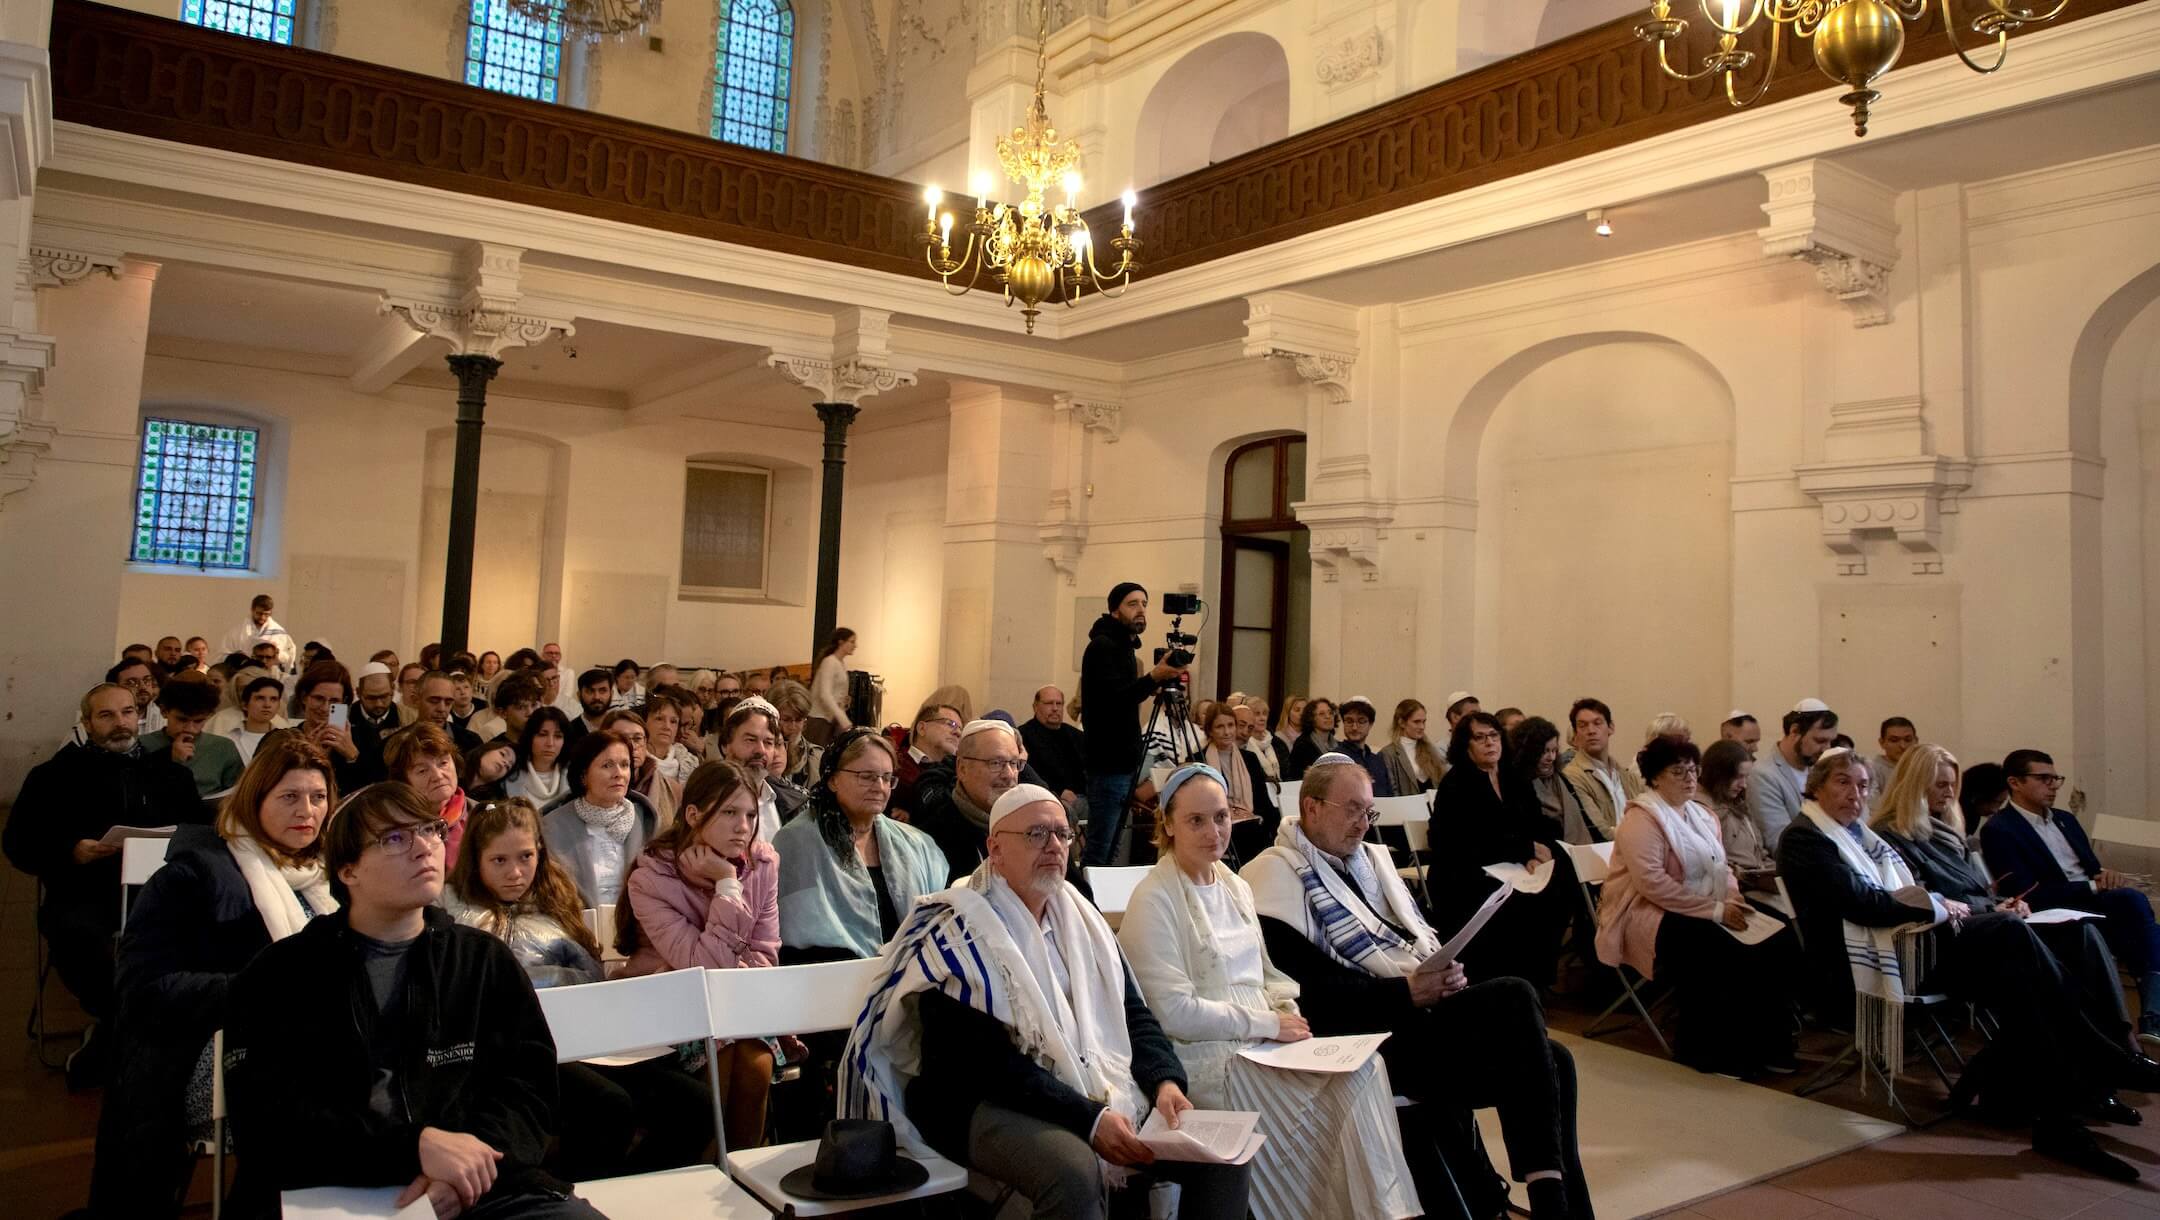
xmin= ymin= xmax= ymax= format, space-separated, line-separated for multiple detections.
xmin=778 ymin=1119 xmax=931 ymax=1201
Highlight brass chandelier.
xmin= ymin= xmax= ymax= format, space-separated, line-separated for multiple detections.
xmin=1635 ymin=1 xmax=2070 ymax=136
xmin=507 ymin=0 xmax=662 ymax=42
xmin=921 ymin=3 xmax=1140 ymax=334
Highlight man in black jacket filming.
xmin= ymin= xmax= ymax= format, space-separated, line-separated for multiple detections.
xmin=224 ymin=781 xmax=603 ymax=1219
xmin=1079 ymin=582 xmax=1187 ymax=867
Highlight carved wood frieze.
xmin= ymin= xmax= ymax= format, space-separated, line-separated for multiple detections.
xmin=48 ymin=0 xmax=933 ymax=279
xmin=50 ymin=0 xmax=2146 ymax=284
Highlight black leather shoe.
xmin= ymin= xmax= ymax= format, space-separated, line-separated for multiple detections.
xmin=2034 ymin=1120 xmax=2141 ymax=1183
xmin=2089 ymin=1095 xmax=2144 ymax=1125
xmin=2122 ymin=1052 xmax=2160 ymax=1093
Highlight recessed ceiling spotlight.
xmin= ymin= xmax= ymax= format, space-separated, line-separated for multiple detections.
xmin=1587 ymin=208 xmax=1613 ymax=238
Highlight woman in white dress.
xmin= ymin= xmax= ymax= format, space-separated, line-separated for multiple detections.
xmin=1118 ymin=763 xmax=1422 ymax=1220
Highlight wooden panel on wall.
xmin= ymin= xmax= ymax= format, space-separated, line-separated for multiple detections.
xmin=1818 ymin=582 xmax=1963 ymax=757
xmin=289 ymin=554 xmax=407 ymax=658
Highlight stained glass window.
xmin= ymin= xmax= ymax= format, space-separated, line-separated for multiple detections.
xmin=465 ymin=0 xmax=564 ymax=104
xmin=711 ymin=0 xmax=793 ymax=153
xmin=181 ymin=0 xmax=297 ymax=44
xmin=130 ymin=418 xmax=260 ymax=572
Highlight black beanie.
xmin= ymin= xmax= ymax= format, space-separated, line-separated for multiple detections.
xmin=1107 ymin=581 xmax=1147 ymax=612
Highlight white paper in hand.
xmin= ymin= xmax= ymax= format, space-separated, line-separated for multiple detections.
xmin=1723 ymin=908 xmax=1786 ymax=946
xmin=1238 ymin=1033 xmax=1389 ymax=1074
xmin=279 ymin=1186 xmax=435 ymax=1220
xmin=2023 ymin=907 xmax=2105 ymax=925
xmin=1138 ymin=1109 xmax=1264 ymax=1164
xmin=1483 ymin=861 xmax=1555 ymax=895
xmin=97 ymin=824 xmax=177 ymax=849
xmin=1419 ymin=882 xmax=1512 ymax=973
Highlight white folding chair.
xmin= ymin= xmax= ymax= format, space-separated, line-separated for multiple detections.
xmin=1565 ymin=841 xmax=1671 ymax=1057
xmin=709 ymin=960 xmax=968 ymax=1216
xmin=1277 ymin=779 xmax=1301 ymax=812
xmin=1085 ymin=865 xmax=1151 ymax=928
xmin=528 ymin=969 xmax=749 ymax=1216
xmin=582 ymin=904 xmax=625 ymax=964
xmin=121 ymin=834 xmax=173 ymax=928
xmin=1373 ymin=793 xmax=1434 ymax=903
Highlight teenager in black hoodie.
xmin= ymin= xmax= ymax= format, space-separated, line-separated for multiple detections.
xmin=224 ymin=781 xmax=604 ymax=1219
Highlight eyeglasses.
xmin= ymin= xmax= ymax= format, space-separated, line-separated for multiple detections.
xmin=118 ymin=676 xmax=157 ymax=690
xmin=961 ymin=756 xmax=1023 ymax=773
xmin=996 ymin=826 xmax=1077 ymax=849
xmin=371 ymin=819 xmax=451 ymax=854
xmin=1317 ymin=798 xmax=1378 ymax=824
xmin=840 ymin=769 xmax=898 ymax=788
xmin=1468 ymin=731 xmax=1502 ymax=745
xmin=2017 ymin=772 xmax=2064 ymax=785
xmin=927 ymin=719 xmax=962 ymax=732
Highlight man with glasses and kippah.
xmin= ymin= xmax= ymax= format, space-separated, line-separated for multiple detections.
xmin=1983 ymin=748 xmax=2160 ymax=1045
xmin=1243 ymin=755 xmax=1594 ymax=1220
xmin=224 ymin=781 xmax=601 ymax=1220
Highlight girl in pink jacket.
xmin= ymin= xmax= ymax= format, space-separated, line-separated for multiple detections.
xmin=617 ymin=758 xmax=783 ymax=1149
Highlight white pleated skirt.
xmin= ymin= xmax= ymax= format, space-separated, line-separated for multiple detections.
xmin=1219 ymin=1044 xmax=1422 ymax=1220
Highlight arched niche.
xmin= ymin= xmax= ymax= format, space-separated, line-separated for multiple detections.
xmin=1454 ymin=0 xmax=1643 ymax=72
xmin=2087 ymin=264 xmax=2160 ymax=823
xmin=1447 ymin=332 xmax=1737 ymax=732
xmin=1130 ymin=32 xmax=1290 ymax=187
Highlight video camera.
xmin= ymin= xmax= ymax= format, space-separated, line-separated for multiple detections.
xmin=1160 ymin=592 xmax=1202 ymax=669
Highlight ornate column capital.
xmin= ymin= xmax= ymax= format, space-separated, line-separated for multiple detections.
xmin=1759 ymin=159 xmax=1901 ymax=328
xmin=1243 ymin=292 xmax=1359 ymax=404
xmin=1292 ymin=497 xmax=1393 ymax=583
xmin=27 ymin=245 xmax=124 ymax=289
xmin=384 ymin=298 xmax=573 ymax=360
xmin=1315 ymin=28 xmax=1386 ymax=90
xmin=1053 ymin=392 xmax=1121 ymax=443
xmin=768 ymin=354 xmax=917 ymax=405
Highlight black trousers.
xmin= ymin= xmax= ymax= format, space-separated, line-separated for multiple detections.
xmin=555 ymin=1058 xmax=716 ymax=1181
xmin=1932 ymin=912 xmax=2132 ymax=1120
xmin=1452 ymin=856 xmax=1579 ymax=990
xmin=1386 ymin=977 xmax=1581 ymax=1186
xmin=42 ymin=893 xmax=117 ymax=1019
xmin=1652 ymin=912 xmax=1799 ymax=1072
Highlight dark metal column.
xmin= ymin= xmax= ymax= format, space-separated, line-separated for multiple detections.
xmin=440 ymin=353 xmax=500 ymax=657
xmin=812 ymin=400 xmax=860 ymax=654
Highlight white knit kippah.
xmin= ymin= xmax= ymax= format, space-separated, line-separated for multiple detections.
xmin=1793 ymin=697 xmax=1830 ymax=713
xmin=958 ymin=718 xmax=1018 ymax=745
xmin=988 ymin=783 xmax=1062 ymax=831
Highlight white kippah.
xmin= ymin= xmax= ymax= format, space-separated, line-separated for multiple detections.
xmin=1793 ymin=697 xmax=1830 ymax=713
xmin=958 ymin=718 xmax=1018 ymax=745
xmin=1445 ymin=690 xmax=1475 ymax=707
xmin=1726 ymin=708 xmax=1750 ymax=722
xmin=1310 ymin=751 xmax=1358 ymax=769
xmin=988 ymin=783 xmax=1062 ymax=831
xmin=356 ymin=661 xmax=393 ymax=681
xmin=733 ymin=695 xmax=778 ymax=718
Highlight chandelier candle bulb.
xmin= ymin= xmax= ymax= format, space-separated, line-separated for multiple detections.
xmin=924 ymin=186 xmax=941 ymax=224
xmin=1123 ymin=190 xmax=1136 ymax=231
xmin=940 ymin=213 xmax=953 ymax=246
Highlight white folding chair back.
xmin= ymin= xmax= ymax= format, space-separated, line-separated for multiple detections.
xmin=1562 ymin=840 xmax=1613 ymax=885
xmin=1085 ymin=865 xmax=1151 ymax=924
xmin=1278 ymin=780 xmax=1301 ymax=811
xmin=2094 ymin=813 xmax=2160 ymax=850
xmin=1775 ymin=876 xmax=1804 ymax=950
xmin=582 ymin=904 xmax=624 ymax=963
xmin=1372 ymin=794 xmax=1431 ymax=828
xmin=536 ymin=967 xmax=714 ymax=1062
xmin=121 ymin=834 xmax=172 ymax=928
xmin=704 ymin=958 xmax=884 ymax=1041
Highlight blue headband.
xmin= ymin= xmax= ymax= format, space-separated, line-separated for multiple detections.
xmin=1159 ymin=763 xmax=1226 ymax=813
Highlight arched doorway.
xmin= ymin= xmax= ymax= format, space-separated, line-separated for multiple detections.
xmin=1217 ymin=435 xmax=1309 ymax=708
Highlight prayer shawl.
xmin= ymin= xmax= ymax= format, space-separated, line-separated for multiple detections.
xmin=1798 ymin=800 xmax=1937 ymax=1083
xmin=1245 ymin=819 xmax=1439 ymax=978
xmin=839 ymin=870 xmax=1146 ymax=1185
xmin=772 ymin=812 xmax=948 ymax=959
xmin=226 ymin=835 xmax=336 ymax=942
xmin=1207 ymin=744 xmax=1255 ymax=814
xmin=1631 ymin=792 xmax=1726 ymax=904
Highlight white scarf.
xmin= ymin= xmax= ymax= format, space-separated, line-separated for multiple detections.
xmin=1632 ymin=792 xmax=1727 ymax=903
xmin=1247 ymin=819 xmax=1439 ymax=978
xmin=1243 ymin=735 xmax=1281 ymax=782
xmin=1207 ymin=744 xmax=1254 ymax=813
xmin=1798 ymin=800 xmax=1935 ymax=1082
xmin=227 ymin=835 xmax=336 ymax=942
xmin=571 ymin=796 xmax=635 ymax=840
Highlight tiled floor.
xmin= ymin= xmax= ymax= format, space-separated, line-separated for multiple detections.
xmin=6 ymin=840 xmax=2158 ymax=1218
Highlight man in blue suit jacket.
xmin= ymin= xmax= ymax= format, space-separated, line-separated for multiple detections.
xmin=1982 ymin=748 xmax=2160 ymax=1043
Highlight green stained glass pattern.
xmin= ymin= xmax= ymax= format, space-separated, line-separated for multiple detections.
xmin=130 ymin=417 xmax=260 ymax=571
xmin=466 ymin=0 xmax=564 ymax=103
xmin=710 ymin=0 xmax=793 ymax=153
xmin=182 ymin=0 xmax=297 ymax=45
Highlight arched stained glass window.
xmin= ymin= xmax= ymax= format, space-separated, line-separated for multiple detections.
xmin=181 ymin=0 xmax=296 ymax=44
xmin=711 ymin=0 xmax=794 ymax=153
xmin=465 ymin=0 xmax=565 ymax=103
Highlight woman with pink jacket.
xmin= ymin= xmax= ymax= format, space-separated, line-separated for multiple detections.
xmin=617 ymin=758 xmax=782 ymax=1149
xmin=1594 ymin=734 xmax=1798 ymax=1078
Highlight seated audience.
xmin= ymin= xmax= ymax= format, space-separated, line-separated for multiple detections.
xmin=448 ymin=671 xmax=480 ymax=733
xmin=1284 ymin=697 xmax=1339 ymax=779
xmin=1244 ymin=756 xmax=1593 ymax=1220
xmin=617 ymin=759 xmax=780 ymax=1151
xmin=842 ymin=784 xmax=1252 ymax=1220
xmin=1443 ymin=692 xmax=1481 ymax=731
xmin=1719 ymin=712 xmax=1761 ymax=757
xmin=109 ymin=656 xmax=165 ymax=736
xmin=1561 ymin=698 xmax=1640 ymax=839
xmin=467 ymin=670 xmax=544 ymax=745
xmin=1749 ymin=703 xmax=1838 ymax=851
xmin=464 ymin=740 xmax=518 ymax=801
xmin=1328 ymin=695 xmax=1395 ymax=798
xmin=448 ymin=797 xmax=715 ymax=1180
xmin=1269 ymin=696 xmax=1304 ymax=774
xmin=1983 ymin=748 xmax=2160 ymax=1044
xmin=773 ymin=729 xmax=946 ymax=962
xmin=1959 ymin=761 xmax=2011 ymax=834
xmin=608 ymin=659 xmax=643 ymax=710
xmin=217 ymin=592 xmax=294 ymax=673
xmin=227 ymin=673 xmax=287 ymax=765
xmin=1191 ymin=700 xmax=1279 ymax=864
xmin=475 ymin=650 xmax=503 ymax=691
xmin=1873 ymin=745 xmax=2139 ymax=1055
xmin=570 ymin=667 xmax=615 ymax=741
xmin=927 ymin=683 xmax=977 ymax=727
xmin=600 ymin=708 xmax=680 ymax=829
xmin=349 ymin=662 xmax=403 ymax=761
xmin=1595 ymin=735 xmax=1797 ymax=1077
xmin=1435 ymin=712 xmax=1577 ymax=988
xmin=1776 ymin=749 xmax=2160 ymax=1180
xmin=542 ymin=729 xmax=658 ymax=909
xmin=1510 ymin=715 xmax=1601 ymax=847
xmin=385 ymin=670 xmax=483 ymax=758
xmin=224 ymin=782 xmax=602 ymax=1219
xmin=643 ymin=686 xmax=700 ymax=784
xmin=644 ymin=663 xmax=680 ymax=697
xmin=743 ymin=669 xmax=772 ymax=697
xmin=1236 ymin=700 xmax=1283 ymax=785
xmin=152 ymin=635 xmax=184 ymax=675
xmin=760 ymin=679 xmax=815 ymax=784
xmin=185 ymin=636 xmax=211 ymax=668
xmin=1381 ymin=698 xmax=1444 ymax=796
xmin=1867 ymin=717 xmax=1918 ymax=809
xmin=1120 ymin=764 xmax=1421 ymax=1219
xmin=89 ymin=737 xmax=340 ymax=1218
xmin=716 ymin=697 xmax=810 ymax=841
xmin=141 ymin=673 xmax=243 ymax=799
xmin=271 ymin=660 xmax=378 ymax=793
xmin=1700 ymin=739 xmax=1775 ymax=893
xmin=508 ymin=706 xmax=573 ymax=807
xmin=1019 ymin=684 xmax=1088 ymax=808
xmin=395 ymin=662 xmax=428 ymax=726
xmin=1494 ymin=707 xmax=1526 ymax=737
xmin=386 ymin=721 xmax=470 ymax=863
xmin=7 ymin=684 xmax=202 ymax=1081
xmin=892 ymin=701 xmax=962 ymax=819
